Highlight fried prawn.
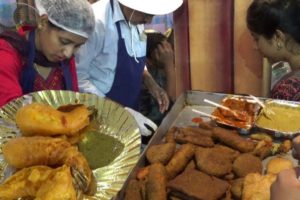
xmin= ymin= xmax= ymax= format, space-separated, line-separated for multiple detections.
xmin=16 ymin=103 xmax=90 ymax=136
xmin=3 ymin=136 xmax=93 ymax=194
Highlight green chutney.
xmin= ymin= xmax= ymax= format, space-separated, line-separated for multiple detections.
xmin=78 ymin=131 xmax=124 ymax=169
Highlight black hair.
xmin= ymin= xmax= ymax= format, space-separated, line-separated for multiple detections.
xmin=247 ymin=0 xmax=300 ymax=43
xmin=146 ymin=32 xmax=167 ymax=58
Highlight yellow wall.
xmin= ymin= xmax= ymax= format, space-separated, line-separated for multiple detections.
xmin=188 ymin=0 xmax=264 ymax=96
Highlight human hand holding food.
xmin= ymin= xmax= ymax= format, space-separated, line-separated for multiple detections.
xmin=270 ymin=167 xmax=300 ymax=200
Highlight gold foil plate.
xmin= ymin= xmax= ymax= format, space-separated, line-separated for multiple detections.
xmin=255 ymin=100 xmax=300 ymax=138
xmin=0 ymin=90 xmax=141 ymax=200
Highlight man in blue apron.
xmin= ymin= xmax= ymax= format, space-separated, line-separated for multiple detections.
xmin=75 ymin=0 xmax=183 ymax=136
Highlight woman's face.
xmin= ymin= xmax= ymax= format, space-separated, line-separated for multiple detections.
xmin=251 ymin=33 xmax=284 ymax=63
xmin=36 ymin=22 xmax=87 ymax=62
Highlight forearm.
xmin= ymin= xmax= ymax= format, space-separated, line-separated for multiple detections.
xmin=164 ymin=64 xmax=176 ymax=102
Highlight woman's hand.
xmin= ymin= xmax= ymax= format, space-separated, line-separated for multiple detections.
xmin=270 ymin=167 xmax=300 ymax=200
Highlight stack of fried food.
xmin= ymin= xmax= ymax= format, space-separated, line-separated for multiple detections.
xmin=0 ymin=103 xmax=96 ymax=200
xmin=124 ymin=121 xmax=293 ymax=200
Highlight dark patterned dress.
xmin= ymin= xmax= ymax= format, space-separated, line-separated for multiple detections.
xmin=271 ymin=70 xmax=300 ymax=101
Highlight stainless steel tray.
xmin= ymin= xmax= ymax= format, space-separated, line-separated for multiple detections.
xmin=255 ymin=99 xmax=300 ymax=138
xmin=115 ymin=90 xmax=298 ymax=199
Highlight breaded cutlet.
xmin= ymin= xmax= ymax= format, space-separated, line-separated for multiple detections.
xmin=167 ymin=169 xmax=229 ymax=200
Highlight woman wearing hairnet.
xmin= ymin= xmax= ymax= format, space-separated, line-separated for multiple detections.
xmin=75 ymin=0 xmax=183 ymax=137
xmin=0 ymin=0 xmax=95 ymax=107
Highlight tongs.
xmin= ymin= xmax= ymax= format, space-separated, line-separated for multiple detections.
xmin=248 ymin=94 xmax=275 ymax=119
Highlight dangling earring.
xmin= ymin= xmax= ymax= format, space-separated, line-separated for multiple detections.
xmin=277 ymin=42 xmax=282 ymax=50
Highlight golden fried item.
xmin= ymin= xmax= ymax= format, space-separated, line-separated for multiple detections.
xmin=3 ymin=136 xmax=93 ymax=194
xmin=212 ymin=127 xmax=255 ymax=153
xmin=146 ymin=142 xmax=176 ymax=165
xmin=195 ymin=147 xmax=232 ymax=177
xmin=124 ymin=179 xmax=143 ymax=200
xmin=230 ymin=178 xmax=244 ymax=200
xmin=0 ymin=165 xmax=76 ymax=200
xmin=233 ymin=154 xmax=262 ymax=178
xmin=165 ymin=127 xmax=177 ymax=143
xmin=0 ymin=165 xmax=52 ymax=199
xmin=279 ymin=140 xmax=292 ymax=153
xmin=181 ymin=126 xmax=213 ymax=137
xmin=146 ymin=163 xmax=167 ymax=200
xmin=242 ymin=173 xmax=276 ymax=200
xmin=16 ymin=103 xmax=90 ymax=136
xmin=165 ymin=143 xmax=195 ymax=180
xmin=250 ymin=133 xmax=273 ymax=142
xmin=3 ymin=136 xmax=71 ymax=168
xmin=175 ymin=129 xmax=214 ymax=147
xmin=252 ymin=140 xmax=273 ymax=159
xmin=266 ymin=157 xmax=293 ymax=175
xmin=167 ymin=169 xmax=229 ymax=200
xmin=35 ymin=165 xmax=77 ymax=200
xmin=136 ymin=166 xmax=150 ymax=180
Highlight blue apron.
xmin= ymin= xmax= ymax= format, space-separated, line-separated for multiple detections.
xmin=106 ymin=0 xmax=146 ymax=110
xmin=20 ymin=31 xmax=73 ymax=93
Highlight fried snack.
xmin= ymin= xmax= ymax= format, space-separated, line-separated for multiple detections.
xmin=165 ymin=143 xmax=195 ymax=180
xmin=0 ymin=165 xmax=53 ymax=199
xmin=250 ymin=133 xmax=273 ymax=142
xmin=165 ymin=127 xmax=178 ymax=143
xmin=279 ymin=140 xmax=292 ymax=153
xmin=181 ymin=126 xmax=213 ymax=137
xmin=3 ymin=136 xmax=71 ymax=168
xmin=242 ymin=173 xmax=276 ymax=200
xmin=136 ymin=166 xmax=150 ymax=180
xmin=223 ymin=173 xmax=235 ymax=180
xmin=214 ymin=144 xmax=240 ymax=161
xmin=184 ymin=159 xmax=196 ymax=171
xmin=195 ymin=147 xmax=232 ymax=177
xmin=212 ymin=127 xmax=255 ymax=153
xmin=252 ymin=140 xmax=273 ymax=159
xmin=0 ymin=165 xmax=76 ymax=200
xmin=15 ymin=103 xmax=90 ymax=136
xmin=35 ymin=165 xmax=77 ymax=200
xmin=146 ymin=142 xmax=176 ymax=164
xmin=198 ymin=121 xmax=214 ymax=130
xmin=167 ymin=169 xmax=229 ymax=200
xmin=175 ymin=130 xmax=214 ymax=147
xmin=233 ymin=154 xmax=262 ymax=178
xmin=124 ymin=179 xmax=143 ymax=200
xmin=230 ymin=178 xmax=244 ymax=200
xmin=3 ymin=136 xmax=93 ymax=194
xmin=146 ymin=163 xmax=167 ymax=200
xmin=266 ymin=157 xmax=294 ymax=175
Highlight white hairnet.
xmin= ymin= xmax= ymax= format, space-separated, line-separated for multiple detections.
xmin=35 ymin=0 xmax=95 ymax=38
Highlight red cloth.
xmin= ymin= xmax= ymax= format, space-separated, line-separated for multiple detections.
xmin=271 ymin=71 xmax=300 ymax=101
xmin=0 ymin=39 xmax=79 ymax=107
